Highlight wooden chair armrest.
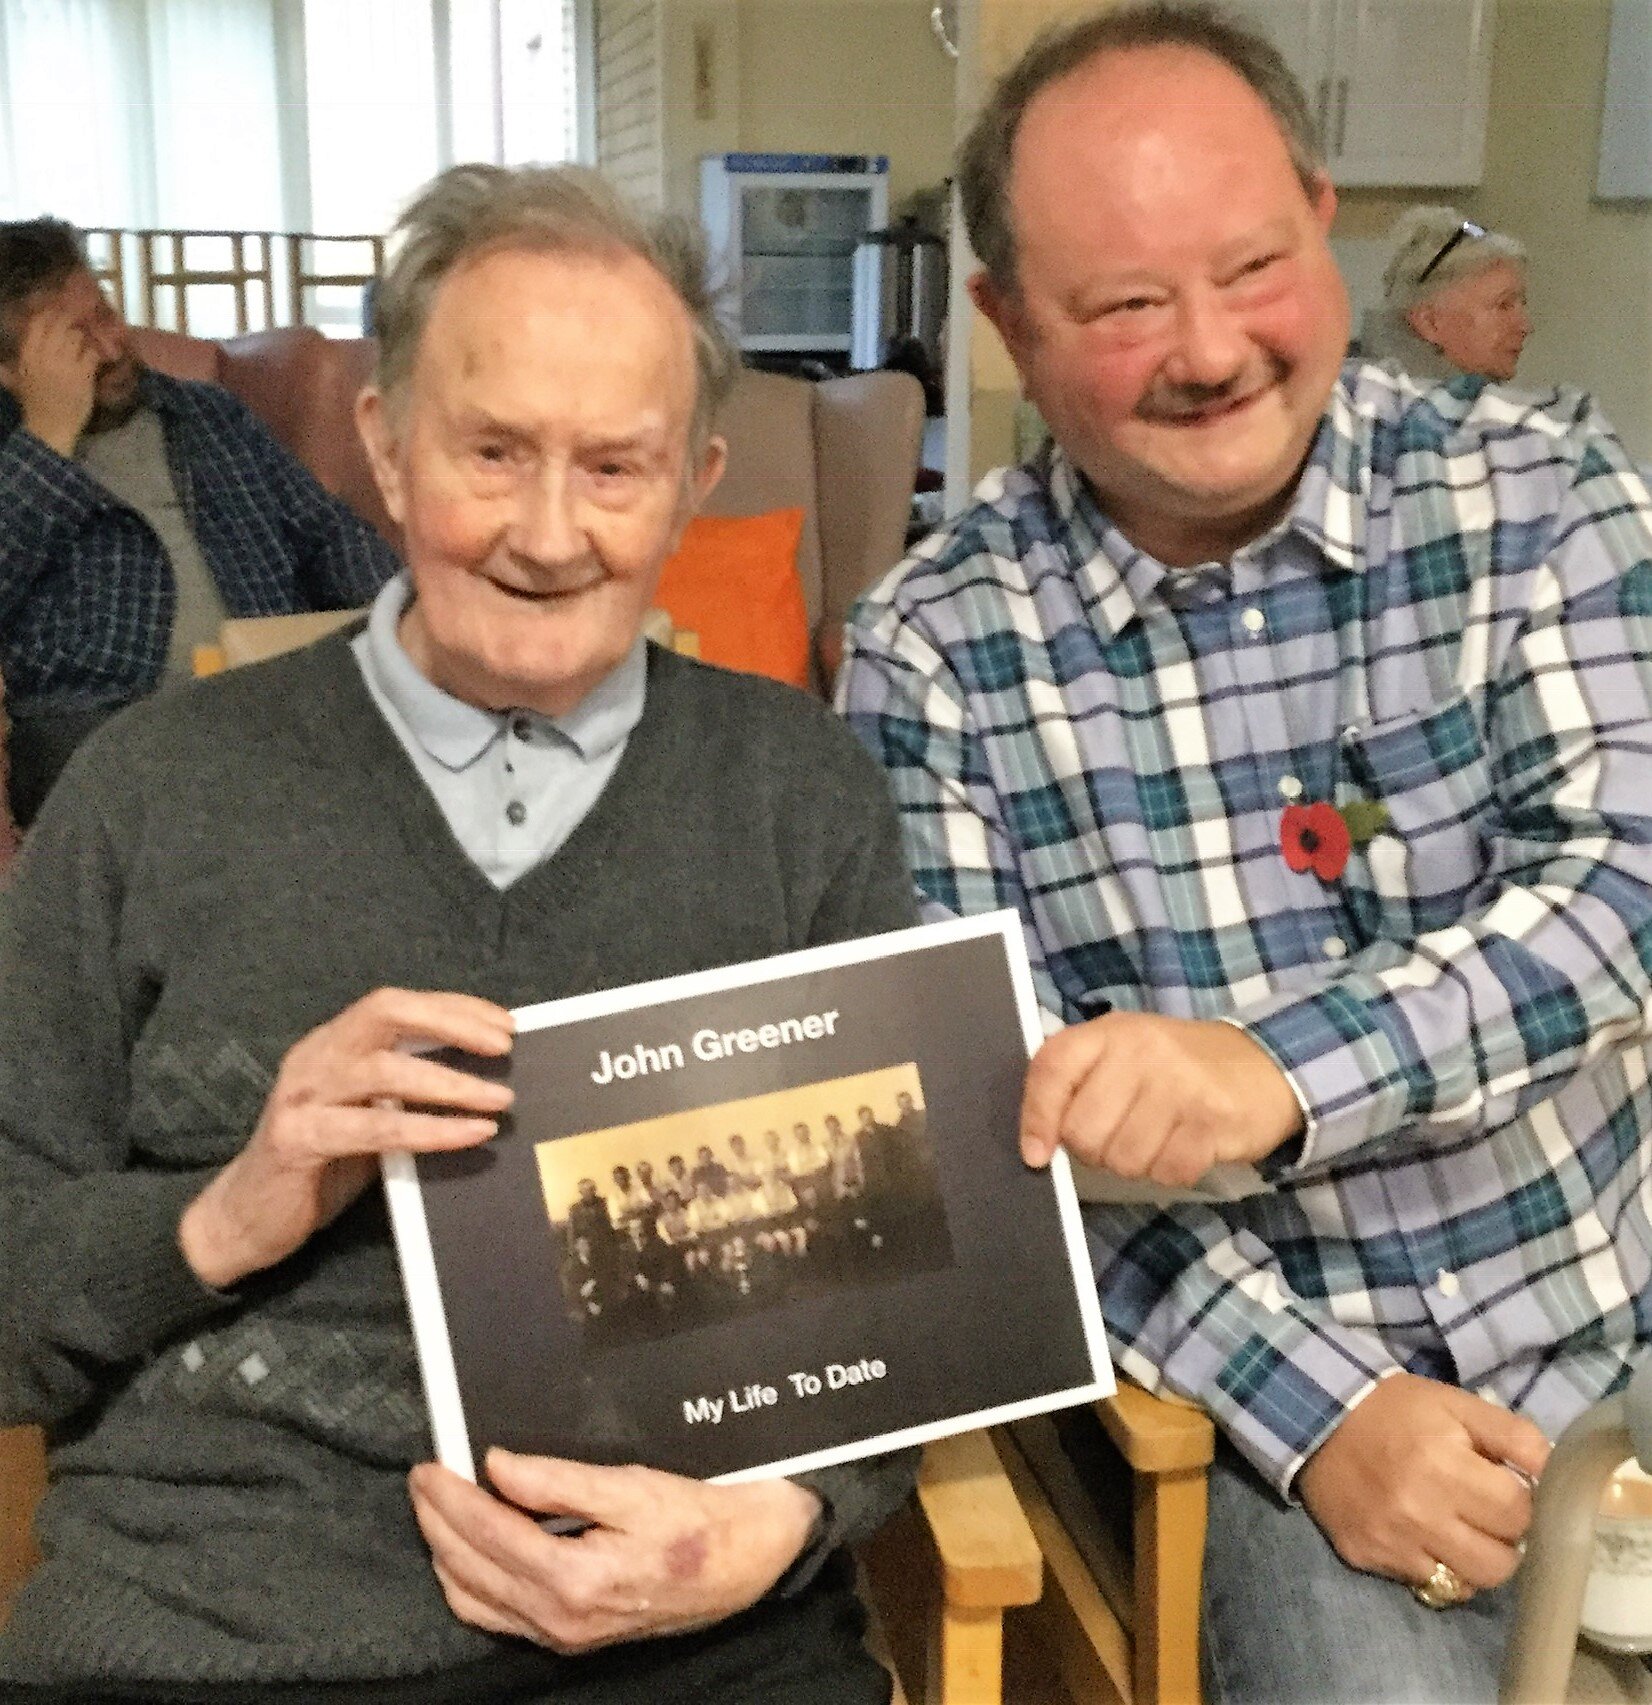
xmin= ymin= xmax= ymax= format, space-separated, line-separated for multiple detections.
xmin=859 ymin=1430 xmax=1043 ymax=1705
xmin=1097 ymin=1382 xmax=1215 ymax=1476
xmin=0 ymin=1425 xmax=46 ymax=1630
xmin=914 ymin=1428 xmax=1043 ymax=1610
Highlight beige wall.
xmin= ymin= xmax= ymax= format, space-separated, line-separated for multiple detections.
xmin=1468 ymin=0 xmax=1652 ymax=459
xmin=734 ymin=0 xmax=955 ymax=211
xmin=661 ymin=0 xmax=744 ymax=216
xmin=968 ymin=0 xmax=1085 ymax=478
xmin=656 ymin=0 xmax=956 ymax=220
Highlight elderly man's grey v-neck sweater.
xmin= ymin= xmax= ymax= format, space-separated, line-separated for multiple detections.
xmin=0 ymin=635 xmax=917 ymax=1688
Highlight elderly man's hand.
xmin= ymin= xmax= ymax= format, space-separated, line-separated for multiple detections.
xmin=1019 ymin=1011 xmax=1302 ymax=1186
xmin=1298 ymin=1373 xmax=1551 ymax=1595
xmin=409 ymin=1449 xmax=822 ymax=1652
xmin=0 ymin=304 xmax=99 ymax=457
xmin=179 ymin=987 xmax=514 ymax=1290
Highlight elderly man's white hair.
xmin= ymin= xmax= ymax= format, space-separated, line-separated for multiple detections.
xmin=1381 ymin=203 xmax=1525 ymax=315
xmin=372 ymin=162 xmax=737 ymax=456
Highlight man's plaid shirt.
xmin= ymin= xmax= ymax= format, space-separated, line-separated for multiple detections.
xmin=0 ymin=371 xmax=396 ymax=712
xmin=839 ymin=361 xmax=1652 ymax=1496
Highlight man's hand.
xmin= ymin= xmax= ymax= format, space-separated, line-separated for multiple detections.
xmin=1020 ymin=1012 xmax=1303 ymax=1186
xmin=1297 ymin=1373 xmax=1551 ymax=1594
xmin=0 ymin=304 xmax=98 ymax=456
xmin=409 ymin=1449 xmax=822 ymax=1652
xmin=178 ymin=988 xmax=514 ymax=1290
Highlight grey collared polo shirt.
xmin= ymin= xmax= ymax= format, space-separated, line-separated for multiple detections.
xmin=352 ymin=573 xmax=646 ymax=889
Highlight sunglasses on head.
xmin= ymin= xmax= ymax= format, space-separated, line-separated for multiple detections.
xmin=1416 ymin=219 xmax=1488 ymax=286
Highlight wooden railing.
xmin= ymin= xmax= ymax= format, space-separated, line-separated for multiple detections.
xmin=82 ymin=227 xmax=385 ymax=338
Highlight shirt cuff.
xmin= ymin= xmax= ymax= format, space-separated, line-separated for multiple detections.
xmin=1234 ymin=986 xmax=1416 ymax=1174
xmin=1275 ymin=1367 xmax=1400 ymax=1502
xmin=1216 ymin=1014 xmax=1310 ymax=1175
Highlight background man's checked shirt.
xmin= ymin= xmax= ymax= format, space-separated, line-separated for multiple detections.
xmin=839 ymin=362 xmax=1652 ymax=1495
xmin=0 ymin=371 xmax=396 ymax=713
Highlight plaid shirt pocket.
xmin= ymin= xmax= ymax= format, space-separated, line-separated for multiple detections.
xmin=1341 ymin=690 xmax=1497 ymax=942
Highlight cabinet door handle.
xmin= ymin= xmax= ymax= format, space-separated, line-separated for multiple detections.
xmin=1315 ymin=77 xmax=1330 ymax=146
xmin=1334 ymin=76 xmax=1350 ymax=155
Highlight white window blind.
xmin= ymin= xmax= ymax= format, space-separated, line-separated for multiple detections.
xmin=0 ymin=0 xmax=590 ymax=238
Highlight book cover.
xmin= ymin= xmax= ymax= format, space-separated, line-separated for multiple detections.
xmin=384 ymin=910 xmax=1113 ymax=1485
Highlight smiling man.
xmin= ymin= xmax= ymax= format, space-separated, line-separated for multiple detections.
xmin=0 ymin=165 xmax=916 ymax=1704
xmin=838 ymin=5 xmax=1652 ymax=1700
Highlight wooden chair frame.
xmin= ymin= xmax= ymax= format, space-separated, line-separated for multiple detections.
xmin=1000 ymin=1385 xmax=1214 ymax=1705
xmin=0 ymin=1426 xmax=44 ymax=1629
xmin=861 ymin=1429 xmax=1043 ymax=1703
xmin=284 ymin=232 xmax=385 ymax=332
xmin=81 ymin=227 xmax=127 ymax=318
xmin=71 ymin=228 xmax=387 ymax=338
xmin=136 ymin=229 xmax=276 ymax=337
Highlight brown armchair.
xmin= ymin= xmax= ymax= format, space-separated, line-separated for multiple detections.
xmin=131 ymin=326 xmax=924 ymax=701
xmin=702 ymin=365 xmax=924 ymax=691
xmin=130 ymin=325 xmax=392 ymax=541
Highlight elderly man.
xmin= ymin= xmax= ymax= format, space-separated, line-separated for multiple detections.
xmin=839 ymin=5 xmax=1652 ymax=1700
xmin=0 ymin=164 xmax=914 ymax=1703
xmin=0 ymin=218 xmax=396 ymax=827
xmin=1360 ymin=203 xmax=1532 ymax=384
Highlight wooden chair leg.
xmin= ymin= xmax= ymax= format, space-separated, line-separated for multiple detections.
xmin=0 ymin=1425 xmax=46 ymax=1631
xmin=1135 ymin=1463 xmax=1207 ymax=1705
xmin=998 ymin=1423 xmax=1133 ymax=1704
xmin=1000 ymin=1388 xmax=1214 ymax=1705
xmin=927 ymin=1601 xmax=1005 ymax=1705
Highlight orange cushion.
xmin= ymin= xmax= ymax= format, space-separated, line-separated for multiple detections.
xmin=654 ymin=508 xmax=810 ymax=690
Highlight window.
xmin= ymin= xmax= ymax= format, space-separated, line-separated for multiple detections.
xmin=0 ymin=0 xmax=592 ymax=333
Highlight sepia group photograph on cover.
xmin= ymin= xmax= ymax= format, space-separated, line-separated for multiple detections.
xmin=385 ymin=911 xmax=1113 ymax=1487
xmin=540 ymin=1062 xmax=954 ymax=1354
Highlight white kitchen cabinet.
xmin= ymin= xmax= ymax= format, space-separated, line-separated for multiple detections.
xmin=1224 ymin=0 xmax=1496 ymax=188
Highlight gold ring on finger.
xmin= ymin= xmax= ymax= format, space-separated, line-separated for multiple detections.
xmin=1411 ymin=1559 xmax=1471 ymax=1609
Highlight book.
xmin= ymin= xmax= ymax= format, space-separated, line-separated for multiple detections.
xmin=383 ymin=910 xmax=1113 ymax=1486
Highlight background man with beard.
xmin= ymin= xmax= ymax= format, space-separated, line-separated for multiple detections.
xmin=0 ymin=218 xmax=395 ymax=826
xmin=839 ymin=4 xmax=1652 ymax=1699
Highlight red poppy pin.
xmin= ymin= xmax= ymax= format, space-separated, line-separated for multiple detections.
xmin=1281 ymin=801 xmax=1350 ymax=881
xmin=1280 ymin=799 xmax=1390 ymax=883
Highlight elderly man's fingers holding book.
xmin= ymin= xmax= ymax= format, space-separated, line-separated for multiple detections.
xmin=179 ymin=987 xmax=515 ymax=1289
xmin=409 ymin=1448 xmax=823 ymax=1653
